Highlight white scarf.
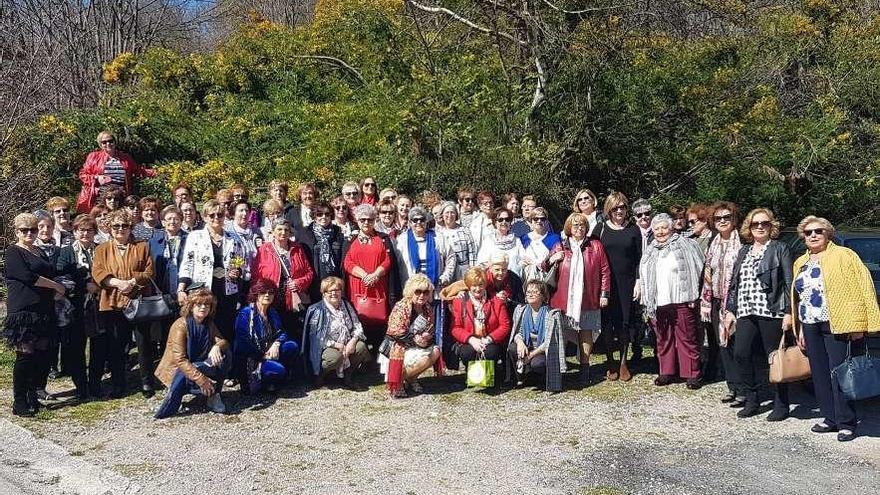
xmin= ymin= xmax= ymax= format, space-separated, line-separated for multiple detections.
xmin=565 ymin=239 xmax=585 ymax=319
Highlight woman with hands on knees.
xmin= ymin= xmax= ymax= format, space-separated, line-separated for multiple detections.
xmin=508 ymin=280 xmax=566 ymax=392
xmin=449 ymin=267 xmax=511 ymax=376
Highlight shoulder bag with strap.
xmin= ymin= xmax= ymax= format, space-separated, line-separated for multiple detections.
xmin=768 ymin=327 xmax=811 ymax=383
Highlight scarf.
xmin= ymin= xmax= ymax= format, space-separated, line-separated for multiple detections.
xmin=247 ymin=304 xmax=276 ymax=354
xmin=494 ymin=232 xmax=516 ymax=251
xmin=640 ymin=233 xmax=704 ymax=318
xmin=186 ymin=316 xmax=212 ymax=361
xmin=521 ymin=305 xmax=547 ymax=347
xmin=162 ymin=235 xmax=182 ymax=293
xmin=73 ymin=241 xmax=94 ymax=270
xmin=406 ymin=229 xmax=438 ymax=285
xmin=312 ymin=223 xmax=337 ymax=274
xmin=565 ymin=238 xmax=587 ymax=319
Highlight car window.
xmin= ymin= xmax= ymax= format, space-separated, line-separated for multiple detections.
xmin=845 ymin=238 xmax=880 ymax=272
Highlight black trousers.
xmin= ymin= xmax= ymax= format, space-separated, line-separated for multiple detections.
xmin=59 ymin=319 xmax=88 ymax=397
xmin=733 ymin=315 xmax=788 ymax=407
xmin=133 ymin=323 xmax=158 ymax=388
xmin=90 ymin=311 xmax=131 ymax=397
xmin=507 ymin=341 xmax=546 ymax=375
xmin=710 ymin=298 xmax=741 ymax=395
xmin=13 ymin=347 xmax=51 ymax=406
xmin=456 ymin=342 xmax=503 ymax=365
xmin=802 ymin=322 xmax=861 ymax=430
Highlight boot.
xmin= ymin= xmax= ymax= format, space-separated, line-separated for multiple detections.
xmin=766 ymin=385 xmax=790 ymax=422
xmin=579 ymin=364 xmax=591 ymax=385
xmin=737 ymin=393 xmax=760 ymax=418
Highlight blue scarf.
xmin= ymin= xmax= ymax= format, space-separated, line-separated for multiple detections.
xmin=406 ymin=229 xmax=438 ymax=285
xmin=521 ymin=305 xmax=548 ymax=348
xmin=186 ymin=316 xmax=211 ymax=361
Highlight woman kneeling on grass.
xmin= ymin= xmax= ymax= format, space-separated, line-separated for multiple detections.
xmin=154 ymin=289 xmax=230 ymax=419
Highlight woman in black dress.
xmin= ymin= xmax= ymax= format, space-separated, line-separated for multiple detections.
xmin=4 ymin=213 xmax=67 ymax=416
xmin=597 ymin=192 xmax=643 ymax=382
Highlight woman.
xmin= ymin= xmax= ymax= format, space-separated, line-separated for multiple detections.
xmin=307 ymin=201 xmax=345 ymax=301
xmin=724 ymin=208 xmax=793 ymax=420
xmin=32 ymin=211 xmax=62 ymax=388
xmin=477 ymin=207 xmax=526 ymax=277
xmin=124 ymin=195 xmax=142 ymax=225
xmin=172 ymin=183 xmax=192 ymax=208
xmin=178 ymin=200 xmax=250 ymax=342
xmin=76 ymin=131 xmax=156 ymax=214
xmin=375 ymin=198 xmax=400 ymax=239
xmin=154 ymin=289 xmax=230 ymax=419
xmin=469 ymin=191 xmax=495 ymax=253
xmin=233 ymin=280 xmax=298 ymax=392
xmin=543 ymin=213 xmax=611 ymax=384
xmin=341 ymin=181 xmax=361 ymax=208
xmin=379 ymin=188 xmax=397 ymax=203
xmin=507 ymin=280 xmax=566 ymax=392
xmin=359 ymin=177 xmax=379 ymax=205
xmin=395 ymin=195 xmax=413 ymax=232
xmin=331 ymin=195 xmax=357 ymax=241
xmin=303 ymin=277 xmax=372 ymax=387
xmin=229 ymin=200 xmax=264 ymax=275
xmin=521 ymin=207 xmax=560 ymax=283
xmin=435 ymin=201 xmax=477 ymax=282
xmin=132 ymin=196 xmax=162 ymax=242
xmin=700 ymin=202 xmax=743 ymax=403
xmin=343 ymin=204 xmax=396 ymax=346
xmin=55 ymin=214 xmax=100 ymax=401
xmin=100 ymin=184 xmax=125 ymax=212
xmin=639 ymin=214 xmax=704 ymax=389
xmin=179 ymin=200 xmax=203 ymax=232
xmin=4 ymin=214 xmax=66 ymax=416
xmin=449 ymin=267 xmax=511 ymax=373
xmin=396 ymin=207 xmax=456 ymax=295
xmin=230 ymin=184 xmax=260 ymax=228
xmin=215 ymin=189 xmax=234 ymax=222
xmin=149 ymin=206 xmax=188 ymax=297
xmin=571 ymin=189 xmax=602 ymax=237
xmin=792 ymin=216 xmax=880 ymax=441
xmin=47 ymin=196 xmax=73 ymax=248
xmin=597 ymin=193 xmax=642 ymax=382
xmin=90 ymin=205 xmax=111 ymax=244
xmin=251 ymin=218 xmax=314 ymax=337
xmin=260 ymin=199 xmax=283 ymax=241
xmin=383 ymin=274 xmax=443 ymax=397
xmin=687 ymin=203 xmax=713 ymax=252
xmin=92 ymin=209 xmax=155 ymax=398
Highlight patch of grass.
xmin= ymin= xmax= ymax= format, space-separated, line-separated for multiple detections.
xmin=0 ymin=346 xmax=14 ymax=388
xmin=112 ymin=462 xmax=161 ymax=477
xmin=577 ymin=486 xmax=628 ymax=495
xmin=33 ymin=395 xmax=141 ymax=425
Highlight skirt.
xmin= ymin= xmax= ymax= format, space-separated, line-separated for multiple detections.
xmin=3 ymin=310 xmax=54 ymax=349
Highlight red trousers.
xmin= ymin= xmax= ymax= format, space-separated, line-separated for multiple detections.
xmin=654 ymin=303 xmax=701 ymax=379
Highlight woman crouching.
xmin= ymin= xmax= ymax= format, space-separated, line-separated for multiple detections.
xmin=508 ymin=280 xmax=566 ymax=392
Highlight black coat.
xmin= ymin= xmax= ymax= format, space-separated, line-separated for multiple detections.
xmin=726 ymin=240 xmax=793 ymax=316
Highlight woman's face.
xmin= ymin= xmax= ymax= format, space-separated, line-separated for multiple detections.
xmin=441 ymin=209 xmax=457 ymax=228
xmin=378 ymin=207 xmax=396 ymax=227
xmin=468 ymin=282 xmax=486 ymax=300
xmin=323 ymin=285 xmax=342 ymax=306
xmin=506 ymin=198 xmax=520 ymax=216
xmin=673 ymin=214 xmax=687 ymax=232
xmin=479 ymin=197 xmax=494 ymax=215
xmin=530 ymin=213 xmax=548 ymax=235
xmin=576 ymin=193 xmax=595 ymax=213
xmin=412 ymin=287 xmax=430 ymax=306
xmin=525 ymin=285 xmax=543 ymax=306
xmin=396 ymin=199 xmax=411 ymax=219
xmin=180 ymin=203 xmax=196 ymax=223
xmin=15 ymin=224 xmax=37 ymax=246
xmin=164 ymin=213 xmax=182 ymax=236
xmin=234 ymin=203 xmax=249 ymax=227
xmin=74 ymin=223 xmax=96 ymax=245
xmin=494 ymin=211 xmax=512 ymax=235
xmin=141 ymin=204 xmax=158 ymax=224
xmin=610 ymin=203 xmax=628 ymax=225
xmin=570 ymin=219 xmax=587 ymax=240
xmin=300 ymin=187 xmax=316 ymax=206
xmin=205 ymin=208 xmax=225 ymax=231
xmin=333 ymin=204 xmax=349 ymax=222
xmin=52 ymin=205 xmax=70 ymax=228
xmin=410 ymin=215 xmax=427 ymax=236
xmin=37 ymin=219 xmax=54 ymax=242
xmin=652 ymin=221 xmax=672 ymax=244
xmin=749 ymin=212 xmax=772 ymax=243
xmin=803 ymin=222 xmax=830 ymax=252
xmin=361 ymin=178 xmax=377 ymax=197
xmin=270 ymin=187 xmax=287 ymax=204
xmin=104 ymin=196 xmax=121 ymax=210
xmin=489 ymin=264 xmax=507 ymax=281
xmin=688 ymin=213 xmax=707 ymax=236
xmin=521 ymin=200 xmax=535 ymax=219
xmin=273 ymin=225 xmax=292 ymax=244
xmin=713 ymin=209 xmax=733 ymax=235
xmin=232 ymin=190 xmax=247 ymax=203
xmin=173 ymin=188 xmax=191 ymax=206
xmin=94 ymin=211 xmax=109 ymax=231
xmin=192 ymin=301 xmax=211 ymax=321
xmin=110 ymin=219 xmax=131 ymax=244
xmin=314 ymin=208 xmax=332 ymax=227
xmin=126 ymin=205 xmax=141 ymax=221
xmin=356 ymin=213 xmax=376 ymax=235
xmin=257 ymin=291 xmax=275 ymax=306
xmin=342 ymin=187 xmax=360 ymax=206
xmin=98 ymin=134 xmax=116 ymax=154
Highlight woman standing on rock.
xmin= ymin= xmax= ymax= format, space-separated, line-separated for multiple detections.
xmin=76 ymin=131 xmax=156 ymax=214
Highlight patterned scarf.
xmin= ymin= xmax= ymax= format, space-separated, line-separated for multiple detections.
xmin=494 ymin=232 xmax=516 ymax=251
xmin=406 ymin=229 xmax=438 ymax=285
xmin=312 ymin=223 xmax=337 ymax=274
xmin=247 ymin=304 xmax=277 ymax=354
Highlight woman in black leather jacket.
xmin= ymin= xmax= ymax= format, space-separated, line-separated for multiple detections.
xmin=724 ymin=208 xmax=793 ymax=421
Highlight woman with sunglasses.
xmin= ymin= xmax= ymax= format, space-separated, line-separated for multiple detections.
xmin=374 ymin=198 xmax=400 ymax=240
xmin=435 ymin=201 xmax=477 ymax=282
xmin=723 ymin=208 xmax=793 ymax=420
xmin=456 ymin=188 xmax=477 ymax=228
xmin=570 ymin=188 xmax=603 ymax=238
xmin=791 ymin=216 xmax=880 ymax=441
xmin=359 ymin=177 xmax=379 ymax=205
xmin=5 ymin=213 xmax=66 ymax=416
xmin=596 ymin=192 xmax=642 ymax=382
xmin=699 ymin=201 xmax=743 ymax=404
xmin=521 ymin=207 xmax=560 ymax=283
xmin=331 ymin=195 xmax=358 ymax=242
xmin=687 ymin=204 xmax=713 ymax=252
xmin=47 ymin=196 xmax=73 ymax=248
xmin=90 ymin=205 xmax=112 ymax=244
xmin=304 ymin=201 xmax=345 ymax=301
xmin=99 ymin=184 xmax=126 ymax=213
xmin=469 ymin=191 xmax=496 ymax=253
xmin=76 ymin=131 xmax=156 ymax=214
xmin=477 ymin=207 xmax=526 ymax=277
xmin=394 ymin=195 xmax=413 ymax=233
xmin=507 ymin=280 xmax=567 ymax=391
xmin=92 ymin=209 xmax=155 ymax=398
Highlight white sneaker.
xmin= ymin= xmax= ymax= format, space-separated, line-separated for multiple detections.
xmin=206 ymin=393 xmax=226 ymax=414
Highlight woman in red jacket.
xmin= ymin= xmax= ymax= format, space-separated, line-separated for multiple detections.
xmin=76 ymin=131 xmax=156 ymax=214
xmin=543 ymin=213 xmax=611 ymax=384
xmin=450 ymin=267 xmax=512 ymax=370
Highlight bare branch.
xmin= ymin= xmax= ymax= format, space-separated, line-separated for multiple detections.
xmin=407 ymin=0 xmax=526 ymax=46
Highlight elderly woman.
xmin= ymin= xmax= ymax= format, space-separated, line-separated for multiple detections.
xmin=724 ymin=208 xmax=793 ymax=420
xmin=34 ymin=211 xmax=60 ymax=264
xmin=4 ymin=214 xmax=66 ymax=416
xmin=179 ymin=200 xmax=202 ymax=233
xmin=395 ymin=195 xmax=413 ymax=232
xmin=303 ymin=277 xmax=372 ymax=387
xmin=687 ymin=203 xmax=713 ymax=252
xmin=172 ymin=183 xmax=192 ymax=208
xmin=55 ymin=214 xmax=100 ymax=400
xmin=132 ymin=196 xmax=162 ymax=242
xmin=233 ymin=279 xmax=298 ymax=393
xmin=90 ymin=205 xmax=111 ymax=244
xmin=178 ymin=200 xmax=250 ymax=342
xmin=503 ymin=193 xmax=525 ymax=235
xmin=331 ymin=195 xmax=357 ymax=241
xmin=359 ymin=177 xmax=379 ymax=205
xmin=700 ymin=201 xmax=743 ymax=402
xmin=251 ymin=218 xmax=314 ymax=335
xmin=469 ymin=191 xmax=495 ymax=252
xmin=92 ymin=209 xmax=155 ymax=398
xmin=284 ymin=182 xmax=319 ymax=241
xmin=230 ymin=184 xmax=260 ymax=228
xmin=341 ymin=181 xmax=361 ymax=208
xmin=456 ymin=188 xmax=476 ymax=228
xmin=521 ymin=207 xmax=560 ymax=283
xmin=260 ymin=199 xmax=283 ymax=241
xmin=435 ymin=201 xmax=477 ymax=281
xmin=485 ymin=252 xmax=525 ymax=314
xmin=383 ymin=274 xmax=443 ymax=397
xmin=343 ymin=204 xmax=397 ymax=345
xmin=76 ymin=131 xmax=156 ymax=214
xmin=449 ymin=267 xmax=511 ymax=371
xmin=507 ymin=280 xmax=566 ymax=391
xmin=306 ymin=201 xmax=345 ymax=300
xmin=543 ymin=213 xmax=611 ymax=384
xmin=124 ymin=195 xmax=142 ymax=225
xmin=596 ymin=192 xmax=643 ymax=382
xmin=477 ymin=207 xmax=526 ymax=277
xmin=379 ymin=188 xmax=397 ymax=203
xmin=571 ymin=189 xmax=602 ymax=238
xmin=47 ymin=197 xmax=73 ymax=247
xmin=375 ymin=198 xmax=400 ymax=239
xmin=154 ymin=289 xmax=229 ymax=419
xmin=792 ymin=216 xmax=880 ymax=441
xmin=149 ymin=206 xmax=188 ymax=297
xmin=396 ymin=207 xmax=456 ymax=295
xmin=639 ymin=213 xmax=704 ymax=389
xmin=229 ymin=201 xmax=264 ymax=278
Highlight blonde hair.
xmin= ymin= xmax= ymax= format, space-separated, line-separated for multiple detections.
xmin=571 ymin=189 xmax=597 ymax=213
xmin=402 ymin=273 xmax=434 ymax=300
xmin=602 ymin=191 xmax=629 ymax=218
xmin=14 ymin=213 xmax=38 ymax=229
xmin=463 ymin=267 xmax=486 ymax=288
xmin=320 ymin=276 xmax=345 ymax=294
xmin=740 ymin=208 xmax=781 ymax=242
xmin=96 ymin=131 xmax=114 ymax=144
xmin=201 ymin=199 xmax=223 ymax=218
xmin=46 ymin=196 xmax=70 ymax=211
xmin=262 ymin=199 xmax=283 ymax=215
xmin=797 ymin=216 xmax=835 ymax=239
xmin=563 ymin=212 xmax=590 ymax=238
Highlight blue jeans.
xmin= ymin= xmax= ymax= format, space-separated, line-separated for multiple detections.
xmin=260 ymin=341 xmax=299 ymax=385
xmin=154 ymin=359 xmax=230 ymax=419
xmin=802 ymin=322 xmax=863 ymax=430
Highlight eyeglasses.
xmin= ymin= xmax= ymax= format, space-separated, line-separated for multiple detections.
xmin=687 ymin=219 xmax=697 ymax=226
xmin=363 ymin=183 xmax=376 ymax=188
xmin=53 ymin=208 xmax=69 ymax=214
xmin=76 ymin=228 xmax=96 ymax=234
xmin=110 ymin=224 xmax=131 ymax=230
xmin=258 ymin=291 xmax=275 ymax=297
xmin=634 ymin=211 xmax=652 ymax=219
xmin=460 ymin=197 xmax=474 ymax=202
xmin=577 ymin=196 xmax=592 ymax=202
xmin=174 ymin=192 xmax=190 ymax=198
xmin=357 ymin=218 xmax=375 ymax=223
xmin=496 ymin=217 xmax=511 ymax=223
xmin=17 ymin=227 xmax=37 ymax=234
xmin=532 ymin=217 xmax=547 ymax=222
xmin=334 ymin=206 xmax=348 ymax=211
xmin=480 ymin=200 xmax=493 ymax=206
xmin=343 ymin=191 xmax=359 ymax=197
xmin=750 ymin=220 xmax=772 ymax=229
xmin=413 ymin=289 xmax=430 ymax=296
xmin=100 ymin=139 xmax=114 ymax=145
xmin=525 ymin=289 xmax=542 ymax=295
xmin=803 ymin=228 xmax=826 ymax=237
xmin=207 ymin=213 xmax=224 ymax=219
xmin=379 ymin=210 xmax=395 ymax=215
xmin=324 ymin=288 xmax=342 ymax=294
xmin=410 ymin=217 xmax=426 ymax=224
xmin=611 ymin=205 xmax=627 ymax=213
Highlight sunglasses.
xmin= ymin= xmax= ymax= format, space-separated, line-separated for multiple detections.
xmin=357 ymin=218 xmax=375 ymax=223
xmin=634 ymin=211 xmax=652 ymax=219
xmin=324 ymin=288 xmax=342 ymax=294
xmin=343 ymin=191 xmax=359 ymax=197
xmin=100 ymin=139 xmax=115 ymax=144
xmin=410 ymin=217 xmax=426 ymax=224
xmin=750 ymin=220 xmax=772 ymax=229
xmin=315 ymin=211 xmax=330 ymax=218
xmin=460 ymin=197 xmax=474 ymax=202
xmin=76 ymin=228 xmax=96 ymax=234
xmin=110 ymin=224 xmax=131 ymax=230
xmin=687 ymin=219 xmax=697 ymax=226
xmin=53 ymin=208 xmax=69 ymax=214
xmin=496 ymin=217 xmax=511 ymax=223
xmin=577 ymin=196 xmax=592 ymax=202
xmin=611 ymin=205 xmax=627 ymax=213
xmin=18 ymin=227 xmax=37 ymax=234
xmin=571 ymin=223 xmax=587 ymax=228
xmin=713 ymin=214 xmax=732 ymax=222
xmin=532 ymin=217 xmax=547 ymax=222
xmin=379 ymin=210 xmax=395 ymax=215
xmin=413 ymin=289 xmax=430 ymax=296
xmin=334 ymin=206 xmax=348 ymax=211
xmin=804 ymin=228 xmax=826 ymax=237
xmin=207 ymin=213 xmax=224 ymax=219
xmin=363 ymin=183 xmax=376 ymax=188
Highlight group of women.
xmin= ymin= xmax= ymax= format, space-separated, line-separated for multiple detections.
xmin=3 ymin=132 xmax=878 ymax=442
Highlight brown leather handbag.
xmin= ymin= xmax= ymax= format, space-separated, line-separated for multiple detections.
xmin=768 ymin=328 xmax=811 ymax=383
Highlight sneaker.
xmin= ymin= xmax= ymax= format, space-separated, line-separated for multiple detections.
xmin=206 ymin=393 xmax=226 ymax=414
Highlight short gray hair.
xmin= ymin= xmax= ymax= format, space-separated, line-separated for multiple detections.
xmin=797 ymin=215 xmax=835 ymax=238
xmin=632 ymin=199 xmax=652 ymax=213
xmin=271 ymin=217 xmax=292 ymax=230
xmin=408 ymin=206 xmax=433 ymax=223
xmin=438 ymin=201 xmax=458 ymax=218
xmin=354 ymin=203 xmax=377 ymax=219
xmin=650 ymin=213 xmax=672 ymax=230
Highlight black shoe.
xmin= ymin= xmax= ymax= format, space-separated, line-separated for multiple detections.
xmin=12 ymin=400 xmax=35 ymax=418
xmin=654 ymin=375 xmax=674 ymax=386
xmin=811 ymin=422 xmax=837 ymax=434
xmin=141 ymin=386 xmax=155 ymax=399
xmin=766 ymin=407 xmax=789 ymax=422
xmin=737 ymin=402 xmax=760 ymax=418
xmin=579 ymin=365 xmax=591 ymax=385
xmin=729 ymin=397 xmax=746 ymax=408
xmin=110 ymin=389 xmax=127 ymax=399
xmin=837 ymin=429 xmax=856 ymax=442
xmin=720 ymin=393 xmax=736 ymax=404
xmin=26 ymin=391 xmax=42 ymax=411
xmin=686 ymin=378 xmax=702 ymax=390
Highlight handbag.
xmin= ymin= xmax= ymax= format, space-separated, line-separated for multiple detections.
xmin=377 ymin=336 xmax=393 ymax=357
xmin=123 ymin=279 xmax=175 ymax=323
xmin=466 ymin=353 xmax=495 ymax=388
xmin=832 ymin=339 xmax=880 ymax=401
xmin=353 ymin=286 xmax=387 ymax=326
xmin=768 ymin=328 xmax=811 ymax=384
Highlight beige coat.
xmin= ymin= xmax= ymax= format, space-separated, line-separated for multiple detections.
xmin=154 ymin=317 xmax=229 ymax=388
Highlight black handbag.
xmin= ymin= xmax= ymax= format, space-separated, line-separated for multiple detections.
xmin=832 ymin=339 xmax=880 ymax=401
xmin=123 ymin=279 xmax=175 ymax=324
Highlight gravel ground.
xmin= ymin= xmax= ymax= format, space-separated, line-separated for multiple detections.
xmin=2 ymin=366 xmax=879 ymax=495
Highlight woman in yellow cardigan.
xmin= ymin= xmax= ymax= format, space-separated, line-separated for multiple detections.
xmin=791 ymin=216 xmax=880 ymax=442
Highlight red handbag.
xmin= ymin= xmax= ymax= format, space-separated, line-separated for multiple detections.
xmin=354 ymin=287 xmax=387 ymax=326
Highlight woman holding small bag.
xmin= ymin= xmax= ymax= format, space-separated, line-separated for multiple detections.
xmin=792 ymin=216 xmax=880 ymax=442
xmin=449 ymin=267 xmax=511 ymax=375
xmin=507 ymin=280 xmax=567 ymax=391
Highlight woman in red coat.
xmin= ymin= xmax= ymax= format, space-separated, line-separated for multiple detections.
xmin=76 ymin=131 xmax=156 ymax=214
xmin=542 ymin=213 xmax=611 ymax=384
xmin=450 ymin=267 xmax=511 ymax=370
